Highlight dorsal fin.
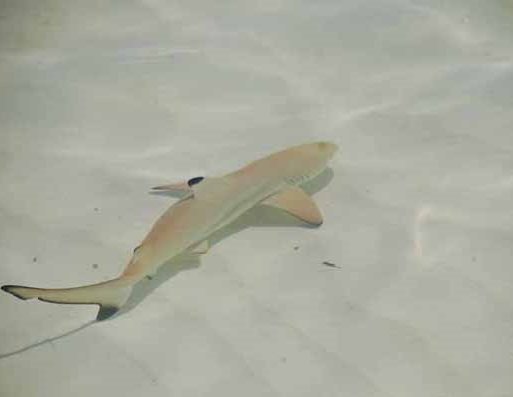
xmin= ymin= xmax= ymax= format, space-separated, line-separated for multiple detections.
xmin=152 ymin=176 xmax=205 ymax=197
xmin=262 ymin=186 xmax=323 ymax=226
xmin=151 ymin=181 xmax=190 ymax=193
xmin=187 ymin=176 xmax=205 ymax=187
xmin=152 ymin=176 xmax=205 ymax=196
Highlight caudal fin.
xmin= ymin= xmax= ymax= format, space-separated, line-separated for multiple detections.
xmin=1 ymin=278 xmax=134 ymax=321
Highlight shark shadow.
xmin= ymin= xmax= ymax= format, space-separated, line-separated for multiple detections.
xmin=0 ymin=320 xmax=96 ymax=359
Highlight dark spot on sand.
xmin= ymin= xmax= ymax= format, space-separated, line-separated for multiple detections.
xmin=293 ymin=246 xmax=299 ymax=251
xmin=94 ymin=207 xmax=99 ymax=212
xmin=32 ymin=257 xmax=38 ymax=263
xmin=322 ymin=261 xmax=341 ymax=269
xmin=92 ymin=263 xmax=99 ymax=269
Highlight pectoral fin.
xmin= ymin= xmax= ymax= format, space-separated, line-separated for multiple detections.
xmin=262 ymin=187 xmax=323 ymax=226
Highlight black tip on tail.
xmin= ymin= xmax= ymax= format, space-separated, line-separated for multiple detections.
xmin=1 ymin=285 xmax=28 ymax=300
xmin=96 ymin=305 xmax=120 ymax=321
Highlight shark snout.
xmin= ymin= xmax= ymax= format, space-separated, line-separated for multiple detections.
xmin=317 ymin=141 xmax=338 ymax=159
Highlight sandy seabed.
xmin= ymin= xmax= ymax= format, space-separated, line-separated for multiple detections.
xmin=1 ymin=1 xmax=512 ymax=396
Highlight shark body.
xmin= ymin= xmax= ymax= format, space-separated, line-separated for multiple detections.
xmin=2 ymin=142 xmax=337 ymax=320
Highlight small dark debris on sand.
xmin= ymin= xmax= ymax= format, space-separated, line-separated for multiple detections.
xmin=94 ymin=207 xmax=99 ymax=212
xmin=92 ymin=263 xmax=99 ymax=269
xmin=322 ymin=261 xmax=341 ymax=269
xmin=293 ymin=246 xmax=300 ymax=251
xmin=32 ymin=257 xmax=38 ymax=263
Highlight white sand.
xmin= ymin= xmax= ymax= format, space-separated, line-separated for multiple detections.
xmin=1 ymin=1 xmax=512 ymax=396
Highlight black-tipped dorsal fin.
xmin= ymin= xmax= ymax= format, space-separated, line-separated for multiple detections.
xmin=151 ymin=177 xmax=205 ymax=198
xmin=187 ymin=176 xmax=205 ymax=187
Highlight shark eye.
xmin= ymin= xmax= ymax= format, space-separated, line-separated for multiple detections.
xmin=187 ymin=176 xmax=204 ymax=187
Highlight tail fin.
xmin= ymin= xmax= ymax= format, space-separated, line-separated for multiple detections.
xmin=1 ymin=278 xmax=134 ymax=321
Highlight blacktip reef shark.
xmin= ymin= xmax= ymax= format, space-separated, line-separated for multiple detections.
xmin=2 ymin=142 xmax=338 ymax=320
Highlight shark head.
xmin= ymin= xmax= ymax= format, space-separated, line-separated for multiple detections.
xmin=270 ymin=141 xmax=338 ymax=185
xmin=227 ymin=141 xmax=338 ymax=187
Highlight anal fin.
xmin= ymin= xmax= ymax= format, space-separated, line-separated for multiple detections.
xmin=189 ymin=240 xmax=210 ymax=254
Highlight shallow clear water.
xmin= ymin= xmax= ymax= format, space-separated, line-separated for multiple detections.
xmin=1 ymin=1 xmax=512 ymax=396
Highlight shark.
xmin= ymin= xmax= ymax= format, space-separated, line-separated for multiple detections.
xmin=1 ymin=142 xmax=338 ymax=320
